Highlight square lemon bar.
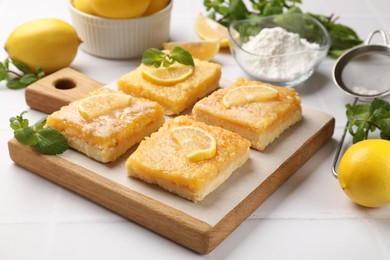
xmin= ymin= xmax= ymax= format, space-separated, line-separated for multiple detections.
xmin=193 ymin=78 xmax=302 ymax=151
xmin=126 ymin=115 xmax=251 ymax=202
xmin=46 ymin=88 xmax=165 ymax=163
xmin=117 ymin=59 xmax=221 ymax=115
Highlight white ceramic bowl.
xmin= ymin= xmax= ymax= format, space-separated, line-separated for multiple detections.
xmin=69 ymin=0 xmax=172 ymax=59
xmin=228 ymin=13 xmax=331 ymax=86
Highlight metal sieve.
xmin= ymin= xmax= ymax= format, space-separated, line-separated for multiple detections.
xmin=331 ymin=30 xmax=390 ymax=178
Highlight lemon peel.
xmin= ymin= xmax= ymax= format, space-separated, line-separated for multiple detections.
xmin=222 ymin=84 xmax=279 ymax=108
xmin=78 ymin=93 xmax=132 ymax=120
xmin=338 ymin=139 xmax=390 ymax=207
xmin=163 ymin=40 xmax=220 ymax=61
xmin=195 ymin=13 xmax=230 ymax=48
xmin=170 ymin=126 xmax=217 ymax=162
xmin=141 ymin=63 xmax=194 ymax=86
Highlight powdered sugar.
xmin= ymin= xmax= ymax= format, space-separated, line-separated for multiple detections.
xmin=238 ymin=27 xmax=322 ymax=82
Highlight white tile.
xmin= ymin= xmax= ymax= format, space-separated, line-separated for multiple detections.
xmin=1 ymin=131 xmax=59 ymax=223
xmin=47 ymin=222 xmax=207 ymax=260
xmin=55 ymin=188 xmax=125 ymax=222
xmin=372 ymin=219 xmax=390 ymax=259
xmin=212 ymin=218 xmax=385 ymax=260
xmin=0 ymin=223 xmax=47 ymax=260
xmin=319 ymin=0 xmax=373 ymax=16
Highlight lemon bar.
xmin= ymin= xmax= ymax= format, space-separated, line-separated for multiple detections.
xmin=46 ymin=88 xmax=165 ymax=163
xmin=117 ymin=59 xmax=221 ymax=115
xmin=126 ymin=115 xmax=250 ymax=202
xmin=192 ymin=78 xmax=302 ymax=151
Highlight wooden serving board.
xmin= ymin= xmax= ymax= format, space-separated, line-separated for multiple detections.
xmin=9 ymin=68 xmax=335 ymax=254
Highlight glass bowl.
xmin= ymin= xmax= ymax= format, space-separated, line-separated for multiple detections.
xmin=228 ymin=13 xmax=331 ymax=86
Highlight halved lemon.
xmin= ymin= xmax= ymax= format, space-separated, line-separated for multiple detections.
xmin=162 ymin=40 xmax=220 ymax=61
xmin=78 ymin=93 xmax=132 ymax=120
xmin=170 ymin=126 xmax=217 ymax=162
xmin=222 ymin=85 xmax=279 ymax=108
xmin=141 ymin=63 xmax=194 ymax=86
xmin=195 ymin=13 xmax=229 ymax=48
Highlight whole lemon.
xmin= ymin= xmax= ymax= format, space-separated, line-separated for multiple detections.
xmin=143 ymin=0 xmax=169 ymax=16
xmin=89 ymin=0 xmax=151 ymax=19
xmin=5 ymin=18 xmax=81 ymax=74
xmin=73 ymin=0 xmax=96 ymax=15
xmin=338 ymin=139 xmax=390 ymax=207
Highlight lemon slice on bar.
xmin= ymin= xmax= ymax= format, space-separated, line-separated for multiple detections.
xmin=195 ymin=13 xmax=229 ymax=48
xmin=141 ymin=63 xmax=194 ymax=86
xmin=222 ymin=85 xmax=279 ymax=108
xmin=78 ymin=93 xmax=132 ymax=120
xmin=170 ymin=126 xmax=217 ymax=162
xmin=162 ymin=40 xmax=220 ymax=61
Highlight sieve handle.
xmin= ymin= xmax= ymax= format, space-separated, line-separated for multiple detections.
xmin=331 ymin=97 xmax=358 ymax=178
xmin=364 ymin=30 xmax=388 ymax=45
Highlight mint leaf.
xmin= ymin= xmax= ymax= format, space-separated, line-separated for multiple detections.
xmin=10 ymin=112 xmax=68 ymax=155
xmin=32 ymin=116 xmax=47 ymax=132
xmin=0 ymin=58 xmax=45 ymax=89
xmin=20 ymin=74 xmax=38 ymax=85
xmin=142 ymin=47 xmax=194 ymax=69
xmin=12 ymin=60 xmax=30 ymax=74
xmin=33 ymin=127 xmax=68 ymax=155
xmin=142 ymin=48 xmax=165 ymax=68
xmin=346 ymin=98 xmax=390 ymax=143
xmin=9 ymin=111 xmax=29 ymax=130
xmin=7 ymin=78 xmax=29 ymax=89
xmin=14 ymin=127 xmax=39 ymax=145
xmin=170 ymin=47 xmax=195 ymax=67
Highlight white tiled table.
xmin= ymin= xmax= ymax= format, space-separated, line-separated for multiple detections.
xmin=1 ymin=0 xmax=390 ymax=259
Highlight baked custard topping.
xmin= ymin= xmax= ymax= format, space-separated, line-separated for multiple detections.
xmin=170 ymin=126 xmax=217 ymax=162
xmin=78 ymin=93 xmax=132 ymax=120
xmin=222 ymin=84 xmax=279 ymax=108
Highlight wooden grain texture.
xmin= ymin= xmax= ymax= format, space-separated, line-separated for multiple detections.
xmin=25 ymin=67 xmax=103 ymax=114
xmin=8 ymin=117 xmax=334 ymax=254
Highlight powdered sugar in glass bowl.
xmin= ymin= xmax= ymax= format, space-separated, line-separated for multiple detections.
xmin=228 ymin=13 xmax=331 ymax=86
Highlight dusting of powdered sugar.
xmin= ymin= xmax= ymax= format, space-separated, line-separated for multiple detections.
xmin=237 ymin=27 xmax=323 ymax=82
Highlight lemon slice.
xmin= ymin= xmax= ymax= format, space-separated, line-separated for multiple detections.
xmin=195 ymin=13 xmax=229 ymax=48
xmin=170 ymin=126 xmax=217 ymax=162
xmin=222 ymin=85 xmax=279 ymax=108
xmin=78 ymin=93 xmax=132 ymax=120
xmin=162 ymin=40 xmax=220 ymax=61
xmin=141 ymin=63 xmax=194 ymax=86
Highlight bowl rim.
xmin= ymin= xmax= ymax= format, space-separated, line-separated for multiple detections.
xmin=227 ymin=13 xmax=332 ymax=58
xmin=68 ymin=0 xmax=173 ymax=21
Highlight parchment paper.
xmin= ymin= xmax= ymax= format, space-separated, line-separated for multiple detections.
xmin=60 ymin=90 xmax=333 ymax=226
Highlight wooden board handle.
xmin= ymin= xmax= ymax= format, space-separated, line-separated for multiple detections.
xmin=25 ymin=67 xmax=104 ymax=114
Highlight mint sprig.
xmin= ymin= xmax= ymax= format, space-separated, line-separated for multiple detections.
xmin=346 ymin=98 xmax=390 ymax=143
xmin=10 ymin=111 xmax=68 ymax=155
xmin=0 ymin=58 xmax=45 ymax=89
xmin=142 ymin=47 xmax=195 ymax=68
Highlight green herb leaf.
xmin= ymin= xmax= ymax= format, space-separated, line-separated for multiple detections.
xmin=141 ymin=47 xmax=194 ymax=68
xmin=14 ymin=127 xmax=39 ymax=145
xmin=142 ymin=48 xmax=165 ymax=68
xmin=345 ymin=98 xmax=390 ymax=143
xmin=0 ymin=58 xmax=45 ymax=89
xmin=9 ymin=111 xmax=68 ymax=155
xmin=169 ymin=47 xmax=195 ymax=67
xmin=32 ymin=127 xmax=68 ymax=155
